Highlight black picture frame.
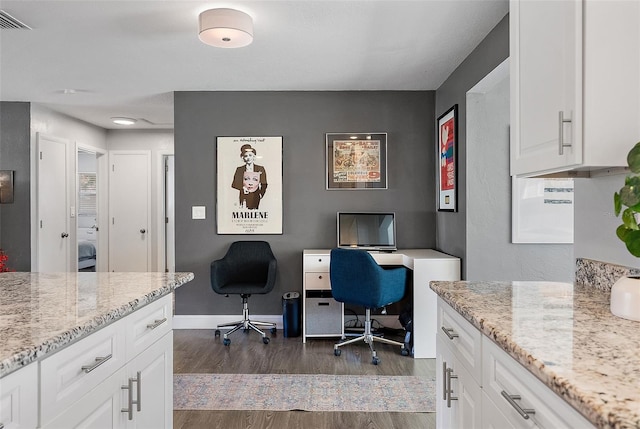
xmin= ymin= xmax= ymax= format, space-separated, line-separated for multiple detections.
xmin=437 ymin=105 xmax=458 ymax=212
xmin=326 ymin=132 xmax=388 ymax=190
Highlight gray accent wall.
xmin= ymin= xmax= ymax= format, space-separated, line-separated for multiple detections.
xmin=435 ymin=14 xmax=509 ymax=278
xmin=0 ymin=102 xmax=31 ymax=271
xmin=174 ymin=91 xmax=436 ymax=315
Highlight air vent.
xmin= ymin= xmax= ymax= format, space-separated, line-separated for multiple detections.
xmin=0 ymin=10 xmax=31 ymax=30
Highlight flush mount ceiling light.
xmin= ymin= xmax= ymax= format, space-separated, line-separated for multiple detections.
xmin=111 ymin=117 xmax=137 ymax=126
xmin=198 ymin=8 xmax=253 ymax=48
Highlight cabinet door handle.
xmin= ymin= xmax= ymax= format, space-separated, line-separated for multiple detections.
xmin=501 ymin=390 xmax=535 ymax=419
xmin=134 ymin=371 xmax=142 ymax=412
xmin=442 ymin=361 xmax=448 ymax=400
xmin=558 ymin=111 xmax=572 ymax=155
xmin=441 ymin=326 xmax=459 ymax=340
xmin=146 ymin=317 xmax=167 ymax=330
xmin=446 ymin=367 xmax=458 ymax=408
xmin=81 ymin=354 xmax=113 ymax=373
xmin=121 ymin=377 xmax=134 ymax=420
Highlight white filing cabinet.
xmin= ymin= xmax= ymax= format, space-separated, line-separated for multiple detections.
xmin=302 ymin=251 xmax=344 ymax=342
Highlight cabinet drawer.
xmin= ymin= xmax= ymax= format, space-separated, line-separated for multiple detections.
xmin=125 ymin=294 xmax=172 ymax=360
xmin=437 ymin=298 xmax=482 ymax=384
xmin=482 ymin=337 xmax=593 ymax=429
xmin=303 ymin=255 xmax=330 ymax=272
xmin=0 ymin=364 xmax=38 ymax=429
xmin=305 ymin=272 xmax=331 ymax=290
xmin=305 ymin=297 xmax=343 ymax=336
xmin=40 ymin=318 xmax=126 ymax=425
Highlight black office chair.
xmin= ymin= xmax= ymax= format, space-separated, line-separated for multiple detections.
xmin=330 ymin=248 xmax=409 ymax=364
xmin=210 ymin=241 xmax=277 ymax=345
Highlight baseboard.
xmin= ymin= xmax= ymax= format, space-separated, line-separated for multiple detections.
xmin=173 ymin=314 xmax=283 ymax=330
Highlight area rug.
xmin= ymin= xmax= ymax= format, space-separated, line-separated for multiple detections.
xmin=174 ymin=373 xmax=435 ymax=412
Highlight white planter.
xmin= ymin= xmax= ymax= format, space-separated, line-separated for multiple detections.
xmin=610 ymin=276 xmax=640 ymax=322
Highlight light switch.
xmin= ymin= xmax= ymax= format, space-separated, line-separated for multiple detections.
xmin=192 ymin=206 xmax=206 ymax=220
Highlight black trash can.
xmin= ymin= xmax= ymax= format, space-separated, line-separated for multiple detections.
xmin=282 ymin=292 xmax=301 ymax=337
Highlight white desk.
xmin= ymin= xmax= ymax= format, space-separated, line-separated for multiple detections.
xmin=302 ymin=249 xmax=460 ymax=358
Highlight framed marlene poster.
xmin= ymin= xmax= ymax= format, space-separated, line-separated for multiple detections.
xmin=216 ymin=136 xmax=283 ymax=234
xmin=326 ymin=132 xmax=387 ymax=190
xmin=437 ymin=105 xmax=458 ymax=212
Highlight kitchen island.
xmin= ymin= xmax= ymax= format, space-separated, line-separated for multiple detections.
xmin=0 ymin=271 xmax=194 ymax=428
xmin=430 ymin=277 xmax=640 ymax=429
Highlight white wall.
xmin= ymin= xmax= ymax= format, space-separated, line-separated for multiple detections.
xmin=466 ymin=61 xmax=574 ymax=281
xmin=574 ymin=173 xmax=640 ymax=269
xmin=106 ymin=130 xmax=174 ymax=271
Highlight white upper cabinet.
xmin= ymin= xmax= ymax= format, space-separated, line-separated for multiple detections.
xmin=510 ymin=0 xmax=640 ymax=177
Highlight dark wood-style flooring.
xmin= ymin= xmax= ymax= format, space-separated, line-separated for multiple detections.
xmin=173 ymin=329 xmax=436 ymax=429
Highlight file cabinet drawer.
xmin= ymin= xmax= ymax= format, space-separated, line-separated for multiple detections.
xmin=305 ymin=272 xmax=331 ymax=290
xmin=40 ymin=318 xmax=126 ymax=424
xmin=303 ymin=255 xmax=330 ymax=272
xmin=125 ymin=294 xmax=172 ymax=360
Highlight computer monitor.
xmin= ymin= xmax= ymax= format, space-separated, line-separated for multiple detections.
xmin=337 ymin=212 xmax=397 ymax=251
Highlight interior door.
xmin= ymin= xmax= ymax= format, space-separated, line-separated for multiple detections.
xmin=37 ymin=133 xmax=70 ymax=272
xmin=109 ymin=151 xmax=151 ymax=272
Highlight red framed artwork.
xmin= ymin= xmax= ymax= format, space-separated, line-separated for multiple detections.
xmin=437 ymin=105 xmax=457 ymax=212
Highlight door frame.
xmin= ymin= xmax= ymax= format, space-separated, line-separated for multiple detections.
xmin=157 ymin=152 xmax=175 ymax=272
xmin=76 ymin=143 xmax=108 ymax=271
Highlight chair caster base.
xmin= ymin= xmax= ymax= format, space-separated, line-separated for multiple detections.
xmin=215 ymin=329 xmax=221 ymax=337
xmin=222 ymin=338 xmax=231 ymax=346
xmin=270 ymin=327 xmax=277 ymax=335
xmin=334 ymin=348 xmax=342 ymax=357
xmin=401 ymin=348 xmax=409 ymax=356
xmin=262 ymin=337 xmax=270 ymax=344
xmin=372 ymin=356 xmax=380 ymax=365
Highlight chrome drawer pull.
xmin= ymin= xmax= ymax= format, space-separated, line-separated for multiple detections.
xmin=501 ymin=390 xmax=535 ymax=419
xmin=121 ymin=377 xmax=134 ymax=420
xmin=442 ymin=362 xmax=448 ymax=400
xmin=441 ymin=326 xmax=459 ymax=340
xmin=121 ymin=372 xmax=141 ymax=420
xmin=446 ymin=367 xmax=458 ymax=408
xmin=81 ymin=353 xmax=113 ymax=373
xmin=146 ymin=317 xmax=167 ymax=330
xmin=134 ymin=371 xmax=142 ymax=412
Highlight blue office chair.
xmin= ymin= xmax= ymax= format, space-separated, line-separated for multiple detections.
xmin=210 ymin=241 xmax=277 ymax=345
xmin=329 ymin=248 xmax=409 ymax=365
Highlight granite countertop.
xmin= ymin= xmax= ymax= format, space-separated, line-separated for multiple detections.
xmin=0 ymin=271 xmax=194 ymax=378
xmin=430 ymin=280 xmax=640 ymax=429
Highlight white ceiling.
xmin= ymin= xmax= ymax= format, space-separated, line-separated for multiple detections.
xmin=0 ymin=0 xmax=508 ymax=129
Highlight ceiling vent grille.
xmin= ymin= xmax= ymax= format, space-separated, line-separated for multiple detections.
xmin=0 ymin=10 xmax=31 ymax=30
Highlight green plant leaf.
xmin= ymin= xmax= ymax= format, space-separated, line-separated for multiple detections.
xmin=625 ymin=230 xmax=640 ymax=257
xmin=622 ymin=209 xmax=640 ymax=230
xmin=620 ymin=183 xmax=640 ymax=207
xmin=617 ymin=225 xmax=631 ymax=241
xmin=628 ymin=142 xmax=640 ymax=173
xmin=614 ymin=192 xmax=622 ymax=216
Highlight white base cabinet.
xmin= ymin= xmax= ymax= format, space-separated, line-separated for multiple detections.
xmin=436 ymin=298 xmax=594 ymax=429
xmin=0 ymin=294 xmax=173 ymax=429
xmin=0 ymin=364 xmax=38 ymax=429
xmin=44 ymin=333 xmax=173 ymax=429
